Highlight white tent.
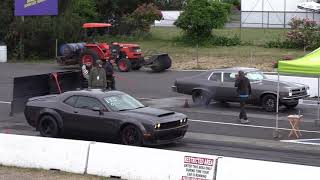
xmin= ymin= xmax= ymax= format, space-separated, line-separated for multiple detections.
xmin=241 ymin=0 xmax=320 ymax=28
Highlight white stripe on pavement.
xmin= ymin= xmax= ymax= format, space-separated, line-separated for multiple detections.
xmin=0 ymin=101 xmax=11 ymax=104
xmin=189 ymin=119 xmax=320 ymax=134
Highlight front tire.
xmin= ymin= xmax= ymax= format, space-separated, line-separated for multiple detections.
xmin=117 ymin=59 xmax=132 ymax=72
xmin=262 ymin=94 xmax=277 ymax=112
xmin=39 ymin=115 xmax=60 ymax=138
xmin=121 ymin=125 xmax=143 ymax=146
xmin=192 ymin=90 xmax=211 ymax=106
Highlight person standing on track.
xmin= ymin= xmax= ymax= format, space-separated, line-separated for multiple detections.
xmin=103 ymin=60 xmax=116 ymax=90
xmin=89 ymin=60 xmax=107 ymax=89
xmin=235 ymin=70 xmax=251 ymax=124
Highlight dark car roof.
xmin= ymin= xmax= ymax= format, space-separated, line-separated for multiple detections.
xmin=61 ymin=89 xmax=125 ymax=99
xmin=213 ymin=67 xmax=260 ymax=73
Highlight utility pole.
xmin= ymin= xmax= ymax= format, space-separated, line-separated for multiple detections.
xmin=20 ymin=16 xmax=24 ymax=61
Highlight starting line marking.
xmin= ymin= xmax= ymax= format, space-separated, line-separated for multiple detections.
xmin=189 ymin=119 xmax=320 ymax=134
xmin=0 ymin=101 xmax=11 ymax=104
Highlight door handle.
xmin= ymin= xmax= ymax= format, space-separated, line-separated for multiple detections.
xmin=73 ymin=111 xmax=78 ymax=114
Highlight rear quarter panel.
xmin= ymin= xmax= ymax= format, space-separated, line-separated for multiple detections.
xmin=176 ymin=73 xmax=212 ymax=95
xmin=24 ymin=99 xmax=61 ymax=128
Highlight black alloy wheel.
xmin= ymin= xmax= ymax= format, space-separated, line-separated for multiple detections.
xmin=39 ymin=115 xmax=60 ymax=138
xmin=262 ymin=94 xmax=277 ymax=112
xmin=121 ymin=125 xmax=143 ymax=146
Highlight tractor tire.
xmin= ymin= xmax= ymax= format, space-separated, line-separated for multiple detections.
xmin=117 ymin=59 xmax=132 ymax=72
xmin=150 ymin=54 xmax=172 ymax=73
xmin=80 ymin=49 xmax=99 ymax=66
xmin=132 ymin=64 xmax=142 ymax=70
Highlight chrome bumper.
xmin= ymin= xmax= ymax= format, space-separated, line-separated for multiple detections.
xmin=282 ymin=94 xmax=309 ymax=100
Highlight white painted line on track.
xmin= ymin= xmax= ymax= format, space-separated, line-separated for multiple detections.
xmin=189 ymin=119 xmax=320 ymax=134
xmin=281 ymin=140 xmax=320 ymax=145
xmin=0 ymin=101 xmax=11 ymax=104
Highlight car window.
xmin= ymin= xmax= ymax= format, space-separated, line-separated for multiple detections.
xmin=223 ymin=73 xmax=236 ymax=82
xmin=104 ymin=94 xmax=145 ymax=111
xmin=246 ymin=71 xmax=266 ymax=82
xmin=209 ymin=73 xmax=222 ymax=82
xmin=64 ymin=96 xmax=78 ymax=107
xmin=75 ymin=96 xmax=105 ymax=109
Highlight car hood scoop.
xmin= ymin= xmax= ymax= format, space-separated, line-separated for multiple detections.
xmin=129 ymin=107 xmax=175 ymax=117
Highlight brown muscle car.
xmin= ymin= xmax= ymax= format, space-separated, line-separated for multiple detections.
xmin=172 ymin=67 xmax=309 ymax=112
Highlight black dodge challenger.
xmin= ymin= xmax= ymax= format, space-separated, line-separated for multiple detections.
xmin=24 ymin=89 xmax=188 ymax=146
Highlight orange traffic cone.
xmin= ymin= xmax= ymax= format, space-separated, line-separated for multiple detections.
xmin=183 ymin=99 xmax=190 ymax=108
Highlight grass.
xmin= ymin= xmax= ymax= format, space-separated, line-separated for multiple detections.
xmin=0 ymin=165 xmax=115 ymax=180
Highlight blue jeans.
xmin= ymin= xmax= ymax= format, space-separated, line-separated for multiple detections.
xmin=239 ymin=94 xmax=249 ymax=120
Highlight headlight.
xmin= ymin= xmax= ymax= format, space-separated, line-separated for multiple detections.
xmin=154 ymin=123 xmax=161 ymax=129
xmin=181 ymin=118 xmax=188 ymax=123
xmin=289 ymin=89 xmax=292 ymax=96
xmin=307 ymin=86 xmax=310 ymax=95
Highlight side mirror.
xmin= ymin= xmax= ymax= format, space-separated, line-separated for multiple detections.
xmin=92 ymin=107 xmax=104 ymax=115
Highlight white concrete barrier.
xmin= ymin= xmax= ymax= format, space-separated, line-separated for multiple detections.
xmin=87 ymin=142 xmax=219 ymax=180
xmin=0 ymin=133 xmax=91 ymax=174
xmin=216 ymin=157 xmax=320 ymax=180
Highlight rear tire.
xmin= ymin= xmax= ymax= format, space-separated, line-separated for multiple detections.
xmin=39 ymin=115 xmax=60 ymax=138
xmin=150 ymin=55 xmax=172 ymax=72
xmin=80 ymin=49 xmax=99 ymax=66
xmin=192 ymin=90 xmax=211 ymax=106
xmin=121 ymin=125 xmax=143 ymax=146
xmin=262 ymin=94 xmax=277 ymax=112
xmin=117 ymin=59 xmax=132 ymax=72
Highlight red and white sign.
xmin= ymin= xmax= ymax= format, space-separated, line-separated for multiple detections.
xmin=181 ymin=155 xmax=218 ymax=180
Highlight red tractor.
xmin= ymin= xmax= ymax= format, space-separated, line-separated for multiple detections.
xmin=57 ymin=23 xmax=171 ymax=72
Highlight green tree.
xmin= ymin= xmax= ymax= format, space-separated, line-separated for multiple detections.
xmin=0 ymin=0 xmax=14 ymax=42
xmin=154 ymin=0 xmax=185 ymax=10
xmin=5 ymin=0 xmax=97 ymax=59
xmin=123 ymin=3 xmax=162 ymax=35
xmin=96 ymin=0 xmax=155 ymax=34
xmin=174 ymin=0 xmax=231 ymax=38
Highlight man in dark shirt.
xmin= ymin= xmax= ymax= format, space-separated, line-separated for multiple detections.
xmin=104 ymin=60 xmax=116 ymax=90
xmin=235 ymin=70 xmax=252 ymax=124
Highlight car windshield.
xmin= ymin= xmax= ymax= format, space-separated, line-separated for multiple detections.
xmin=104 ymin=94 xmax=145 ymax=111
xmin=246 ymin=71 xmax=266 ymax=82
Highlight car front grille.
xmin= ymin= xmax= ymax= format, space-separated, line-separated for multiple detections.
xmin=291 ymin=87 xmax=307 ymax=96
xmin=159 ymin=120 xmax=181 ymax=130
xmin=157 ymin=131 xmax=184 ymax=141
